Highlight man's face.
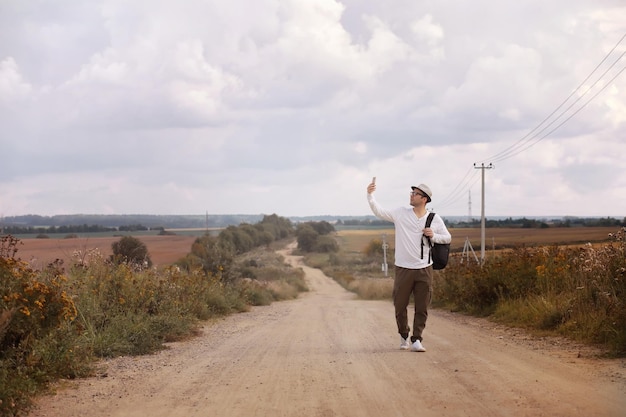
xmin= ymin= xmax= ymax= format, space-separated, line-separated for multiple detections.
xmin=410 ymin=189 xmax=427 ymax=207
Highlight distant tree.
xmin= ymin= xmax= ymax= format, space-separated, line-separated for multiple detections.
xmin=308 ymin=220 xmax=335 ymax=235
xmin=258 ymin=231 xmax=274 ymax=248
xmin=260 ymin=214 xmax=294 ymax=239
xmin=110 ymin=236 xmax=152 ymax=267
xmin=239 ymin=223 xmax=261 ymax=246
xmin=296 ymin=221 xmax=339 ymax=253
xmin=119 ymin=224 xmax=149 ymax=232
xmin=220 ymin=226 xmax=254 ymax=254
xmin=296 ymin=224 xmax=319 ymax=252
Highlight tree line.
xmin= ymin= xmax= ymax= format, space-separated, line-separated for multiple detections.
xmin=452 ymin=216 xmax=625 ymax=229
xmin=171 ymin=215 xmax=337 ymax=281
xmin=0 ymin=223 xmax=156 ymax=235
xmin=176 ymin=214 xmax=295 ymax=281
xmin=4 ymin=214 xmax=623 ymax=234
xmin=0 ymin=214 xmax=264 ymax=230
xmin=2 ymin=224 xmax=118 ymax=235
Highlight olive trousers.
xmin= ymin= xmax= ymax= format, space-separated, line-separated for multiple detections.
xmin=393 ymin=265 xmax=433 ymax=342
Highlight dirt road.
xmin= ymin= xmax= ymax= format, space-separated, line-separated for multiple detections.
xmin=29 ymin=245 xmax=626 ymax=417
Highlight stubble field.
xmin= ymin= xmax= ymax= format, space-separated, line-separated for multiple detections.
xmin=13 ymin=235 xmax=198 ymax=268
xmin=336 ymin=226 xmax=616 ymax=253
xmin=11 ymin=226 xmax=617 ymax=269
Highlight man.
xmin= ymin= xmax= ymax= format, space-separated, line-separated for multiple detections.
xmin=367 ymin=180 xmax=451 ymax=352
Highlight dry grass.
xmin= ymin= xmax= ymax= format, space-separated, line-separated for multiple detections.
xmin=335 ymin=229 xmax=395 ymax=253
xmin=347 ymin=277 xmax=393 ymax=300
xmin=329 ymin=226 xmax=626 ymax=356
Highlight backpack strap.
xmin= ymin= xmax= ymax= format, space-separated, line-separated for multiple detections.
xmin=425 ymin=212 xmax=435 ymax=228
xmin=421 ymin=212 xmax=436 ymax=262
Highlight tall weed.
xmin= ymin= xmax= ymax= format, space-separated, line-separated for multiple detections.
xmin=0 ymin=237 xmax=307 ymax=417
xmin=434 ymin=227 xmax=626 ymax=355
xmin=316 ymin=227 xmax=625 ymax=355
xmin=1 ymin=239 xmax=88 ymax=416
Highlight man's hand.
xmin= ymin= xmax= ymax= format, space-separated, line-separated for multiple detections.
xmin=423 ymin=228 xmax=434 ymax=238
xmin=367 ymin=182 xmax=376 ymax=194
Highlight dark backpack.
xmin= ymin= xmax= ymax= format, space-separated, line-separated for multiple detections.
xmin=424 ymin=212 xmax=450 ymax=270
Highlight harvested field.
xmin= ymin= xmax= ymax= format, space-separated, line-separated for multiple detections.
xmin=8 ymin=226 xmax=619 ymax=268
xmin=336 ymin=226 xmax=616 ymax=253
xmin=11 ymin=235 xmax=198 ymax=268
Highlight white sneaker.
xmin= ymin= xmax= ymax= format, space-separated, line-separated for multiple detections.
xmin=411 ymin=339 xmax=426 ymax=352
xmin=400 ymin=337 xmax=410 ymax=350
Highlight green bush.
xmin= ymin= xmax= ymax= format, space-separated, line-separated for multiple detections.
xmin=296 ymin=224 xmax=319 ymax=252
xmin=314 ymin=235 xmax=339 ymax=253
xmin=296 ymin=221 xmax=337 ymax=253
xmin=110 ymin=235 xmax=153 ymax=267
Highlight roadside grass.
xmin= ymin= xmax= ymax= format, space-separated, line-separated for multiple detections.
xmin=304 ymin=239 xmax=394 ymax=300
xmin=307 ymin=227 xmax=626 ymax=357
xmin=438 ymin=241 xmax=626 ymax=355
xmin=232 ymin=249 xmax=308 ymax=305
xmin=0 ymin=237 xmax=306 ymax=417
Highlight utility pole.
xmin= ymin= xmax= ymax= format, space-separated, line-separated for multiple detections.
xmin=474 ymin=163 xmax=494 ymax=263
xmin=381 ymin=233 xmax=389 ymax=277
xmin=468 ymin=190 xmax=472 ymax=222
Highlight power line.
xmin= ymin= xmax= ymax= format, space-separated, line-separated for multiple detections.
xmin=437 ymin=32 xmax=626 ymax=213
xmin=435 ymin=168 xmax=480 ymax=210
xmin=436 ymin=167 xmax=476 ymax=208
xmin=477 ymin=32 xmax=626 ymax=165
xmin=491 ymin=62 xmax=626 ymax=163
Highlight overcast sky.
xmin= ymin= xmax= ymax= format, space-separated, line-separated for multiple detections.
xmin=1 ymin=0 xmax=625 ymax=219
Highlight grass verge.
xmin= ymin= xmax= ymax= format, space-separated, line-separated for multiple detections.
xmin=306 ymin=228 xmax=626 ymax=357
xmin=0 ymin=238 xmax=306 ymax=417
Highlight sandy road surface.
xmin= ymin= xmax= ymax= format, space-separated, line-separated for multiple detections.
xmin=29 ymin=245 xmax=626 ymax=417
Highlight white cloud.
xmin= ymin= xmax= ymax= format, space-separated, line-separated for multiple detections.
xmin=1 ymin=0 xmax=625 ymax=218
xmin=0 ymin=57 xmax=32 ymax=101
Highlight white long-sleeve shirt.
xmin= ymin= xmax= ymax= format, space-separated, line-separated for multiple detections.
xmin=368 ymin=193 xmax=452 ymax=269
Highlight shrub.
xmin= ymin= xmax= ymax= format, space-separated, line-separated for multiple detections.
xmin=1 ymin=240 xmax=88 ymax=416
xmin=315 ymin=235 xmax=339 ymax=253
xmin=110 ymin=236 xmax=153 ymax=268
xmin=433 ymin=227 xmax=626 ymax=355
xmin=0 ymin=231 xmax=308 ymax=417
xmin=186 ymin=234 xmax=234 ymax=279
xmin=296 ymin=224 xmax=319 ymax=252
xmin=364 ymin=239 xmax=384 ymax=257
